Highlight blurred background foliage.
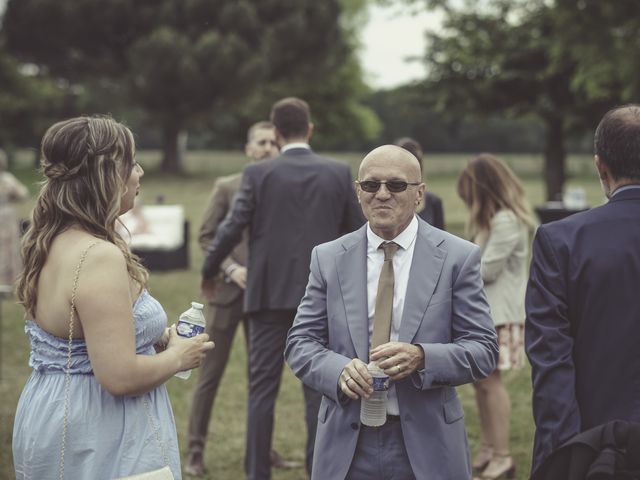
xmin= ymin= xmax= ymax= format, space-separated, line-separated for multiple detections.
xmin=0 ymin=0 xmax=639 ymax=196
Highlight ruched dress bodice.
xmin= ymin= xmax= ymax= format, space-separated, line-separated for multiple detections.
xmin=13 ymin=290 xmax=182 ymax=479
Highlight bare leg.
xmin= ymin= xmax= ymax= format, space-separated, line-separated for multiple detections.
xmin=481 ymin=370 xmax=510 ymax=455
xmin=475 ymin=370 xmax=514 ymax=479
xmin=472 ymin=381 xmax=494 ymax=469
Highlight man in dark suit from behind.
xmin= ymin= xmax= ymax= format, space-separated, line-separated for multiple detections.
xmin=525 ymin=104 xmax=640 ymax=479
xmin=185 ymin=122 xmax=300 ymax=475
xmin=394 ymin=137 xmax=445 ymax=230
xmin=201 ymin=97 xmax=364 ymax=480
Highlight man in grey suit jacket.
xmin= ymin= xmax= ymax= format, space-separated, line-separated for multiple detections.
xmin=201 ymin=97 xmax=364 ymax=480
xmin=285 ymin=145 xmax=498 ymax=479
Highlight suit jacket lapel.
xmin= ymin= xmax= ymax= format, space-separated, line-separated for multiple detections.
xmin=399 ymin=221 xmax=446 ymax=343
xmin=336 ymin=227 xmax=369 ymax=361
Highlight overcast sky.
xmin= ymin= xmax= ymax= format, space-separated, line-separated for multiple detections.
xmin=359 ymin=3 xmax=442 ymax=89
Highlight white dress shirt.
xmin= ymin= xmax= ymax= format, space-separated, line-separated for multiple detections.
xmin=281 ymin=142 xmax=311 ymax=153
xmin=366 ymin=215 xmax=418 ymax=415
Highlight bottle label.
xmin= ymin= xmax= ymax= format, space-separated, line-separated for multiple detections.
xmin=371 ymin=376 xmax=389 ymax=392
xmin=177 ymin=319 xmax=205 ymax=338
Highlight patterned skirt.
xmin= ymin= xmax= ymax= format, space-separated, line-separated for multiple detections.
xmin=497 ymin=323 xmax=525 ymax=371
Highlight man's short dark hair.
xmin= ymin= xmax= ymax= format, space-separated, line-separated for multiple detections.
xmin=270 ymin=97 xmax=311 ymax=139
xmin=394 ymin=137 xmax=423 ymax=171
xmin=594 ymin=104 xmax=640 ymax=180
xmin=247 ymin=121 xmax=274 ymax=142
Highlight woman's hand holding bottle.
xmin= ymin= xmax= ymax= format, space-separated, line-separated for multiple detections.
xmin=165 ymin=324 xmax=214 ymax=373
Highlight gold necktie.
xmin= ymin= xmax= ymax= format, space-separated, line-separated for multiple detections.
xmin=371 ymin=242 xmax=400 ymax=349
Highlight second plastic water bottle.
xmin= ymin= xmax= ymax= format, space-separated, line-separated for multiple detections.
xmin=360 ymin=361 xmax=389 ymax=427
xmin=174 ymin=302 xmax=206 ymax=380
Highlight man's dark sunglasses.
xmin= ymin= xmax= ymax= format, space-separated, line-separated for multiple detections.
xmin=355 ymin=180 xmax=422 ymax=193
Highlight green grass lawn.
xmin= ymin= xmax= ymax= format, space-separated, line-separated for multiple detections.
xmin=1 ymin=150 xmax=604 ymax=479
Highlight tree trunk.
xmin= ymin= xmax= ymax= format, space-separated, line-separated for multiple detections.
xmin=161 ymin=121 xmax=187 ymax=173
xmin=543 ymin=115 xmax=566 ymax=201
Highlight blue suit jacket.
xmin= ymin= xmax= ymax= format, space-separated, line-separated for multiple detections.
xmin=525 ymin=188 xmax=640 ymax=477
xmin=285 ymin=219 xmax=498 ymax=480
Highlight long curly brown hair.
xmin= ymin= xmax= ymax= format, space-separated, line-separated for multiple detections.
xmin=16 ymin=116 xmax=148 ymax=318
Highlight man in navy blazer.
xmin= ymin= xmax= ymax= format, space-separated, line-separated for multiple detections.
xmin=526 ymin=104 xmax=640 ymax=478
xmin=285 ymin=145 xmax=498 ymax=479
xmin=201 ymin=97 xmax=364 ymax=480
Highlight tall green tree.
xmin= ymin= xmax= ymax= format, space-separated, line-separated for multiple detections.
xmin=414 ymin=0 xmax=633 ymax=200
xmin=194 ymin=0 xmax=380 ymax=151
xmin=0 ymin=43 xmax=64 ymax=160
xmin=553 ymin=0 xmax=640 ymax=104
xmin=3 ymin=0 xmax=374 ymax=171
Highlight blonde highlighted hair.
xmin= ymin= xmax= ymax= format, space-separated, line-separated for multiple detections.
xmin=17 ymin=116 xmax=148 ymax=318
xmin=457 ymin=153 xmax=535 ymax=239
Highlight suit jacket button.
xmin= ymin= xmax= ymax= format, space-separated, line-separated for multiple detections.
xmin=350 ymin=422 xmax=359 ymax=430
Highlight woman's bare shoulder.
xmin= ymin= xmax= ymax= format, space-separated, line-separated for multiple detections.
xmin=49 ymin=231 xmax=126 ymax=273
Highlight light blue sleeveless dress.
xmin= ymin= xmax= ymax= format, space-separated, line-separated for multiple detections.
xmin=13 ymin=290 xmax=182 ymax=479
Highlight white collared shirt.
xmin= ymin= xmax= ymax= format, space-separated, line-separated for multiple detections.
xmin=365 ymin=215 xmax=418 ymax=415
xmin=281 ymin=142 xmax=310 ymax=153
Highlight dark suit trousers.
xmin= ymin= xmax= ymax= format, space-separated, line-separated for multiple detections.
xmin=245 ymin=309 xmax=322 ymax=480
xmin=187 ymin=297 xmax=248 ymax=454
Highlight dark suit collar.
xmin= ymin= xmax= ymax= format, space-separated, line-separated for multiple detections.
xmin=281 ymin=146 xmax=313 ymax=156
xmin=609 ymin=185 xmax=640 ymax=203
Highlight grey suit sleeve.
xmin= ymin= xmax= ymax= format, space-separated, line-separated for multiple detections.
xmin=201 ymin=170 xmax=254 ymax=279
xmin=285 ymin=247 xmax=352 ymax=403
xmin=199 ymin=179 xmax=243 ymax=274
xmin=413 ymin=245 xmax=498 ymax=390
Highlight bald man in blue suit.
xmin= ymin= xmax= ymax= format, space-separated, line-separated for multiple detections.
xmin=286 ymin=145 xmax=498 ymax=479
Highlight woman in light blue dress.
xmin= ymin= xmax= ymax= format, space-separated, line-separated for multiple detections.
xmin=12 ymin=116 xmax=214 ymax=479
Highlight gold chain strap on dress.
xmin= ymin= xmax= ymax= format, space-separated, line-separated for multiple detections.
xmin=58 ymin=241 xmax=172 ymax=480
xmin=59 ymin=241 xmax=99 ymax=480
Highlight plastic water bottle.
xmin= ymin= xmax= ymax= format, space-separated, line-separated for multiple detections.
xmin=174 ymin=302 xmax=206 ymax=380
xmin=360 ymin=361 xmax=389 ymax=427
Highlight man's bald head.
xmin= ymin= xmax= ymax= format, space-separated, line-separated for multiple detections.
xmin=358 ymin=145 xmax=422 ymax=182
xmin=356 ymin=145 xmax=425 ymax=240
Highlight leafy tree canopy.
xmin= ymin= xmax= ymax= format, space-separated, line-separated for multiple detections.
xmin=4 ymin=0 xmax=378 ymax=170
xmin=0 ymin=42 xmax=64 ymax=157
xmin=397 ymin=0 xmax=637 ymax=199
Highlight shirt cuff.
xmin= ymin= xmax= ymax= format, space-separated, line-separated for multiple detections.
xmin=224 ymin=263 xmax=240 ymax=276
